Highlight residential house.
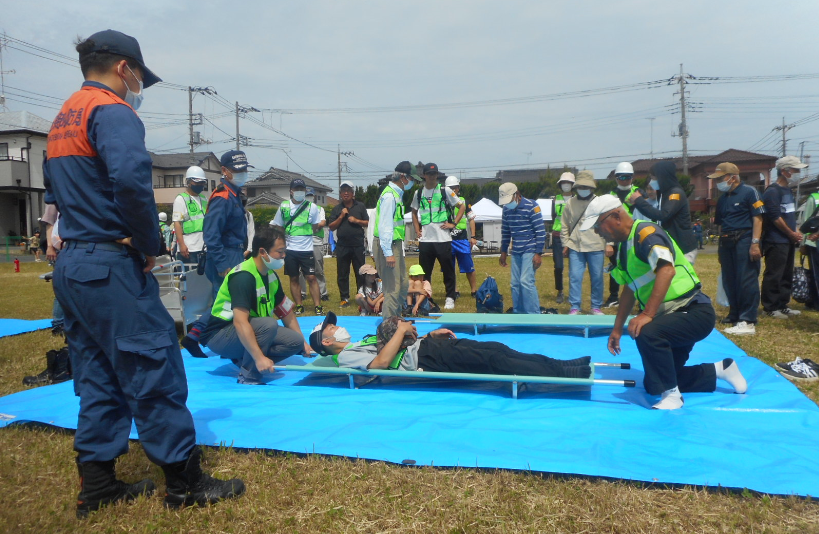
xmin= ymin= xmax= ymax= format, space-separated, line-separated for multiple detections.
xmin=150 ymin=151 xmax=222 ymax=205
xmin=246 ymin=167 xmax=333 ymax=206
xmin=0 ymin=111 xmax=50 ymax=238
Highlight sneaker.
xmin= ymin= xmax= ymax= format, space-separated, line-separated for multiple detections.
xmin=470 ymin=291 xmax=477 ymax=298
xmin=568 ymin=308 xmax=580 ymax=315
xmin=591 ymin=308 xmax=604 ymax=315
xmin=359 ymin=311 xmax=368 ymax=317
xmin=454 ymin=291 xmax=461 ymax=300
xmin=604 ymin=297 xmax=619 ymax=308
xmin=556 ymin=291 xmax=564 ymax=304
xmin=444 ymin=297 xmax=455 ymax=310
xmin=777 ymin=357 xmax=819 ymax=382
xmin=237 ymin=372 xmax=263 ymax=386
xmin=315 ymin=306 xmax=325 ymax=316
xmin=725 ymin=321 xmax=755 ymax=335
xmin=321 ymin=294 xmax=330 ymax=302
xmin=295 ymin=305 xmax=305 ymax=315
xmin=339 ymin=299 xmax=350 ymax=308
xmin=781 ymin=307 xmax=801 ymax=316
xmin=766 ymin=310 xmax=789 ymax=319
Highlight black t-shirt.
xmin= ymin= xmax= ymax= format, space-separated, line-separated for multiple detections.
xmin=200 ymin=270 xmax=286 ymax=343
xmin=328 ymin=200 xmax=369 ymax=247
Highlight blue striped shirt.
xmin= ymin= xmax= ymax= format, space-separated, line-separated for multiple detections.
xmin=501 ymin=197 xmax=546 ymax=254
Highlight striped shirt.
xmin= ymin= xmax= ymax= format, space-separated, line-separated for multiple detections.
xmin=501 ymin=197 xmax=546 ymax=254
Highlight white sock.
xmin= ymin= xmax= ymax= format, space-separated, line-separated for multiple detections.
xmin=652 ymin=386 xmax=684 ymax=410
xmin=715 ymin=358 xmax=747 ymax=394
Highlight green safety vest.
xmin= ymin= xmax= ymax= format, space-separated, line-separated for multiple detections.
xmin=552 ymin=194 xmax=566 ymax=232
xmin=211 ymin=258 xmax=278 ymax=321
xmin=374 ymin=186 xmax=405 ymax=241
xmin=610 ymin=221 xmax=701 ymax=310
xmin=455 ymin=196 xmax=468 ymax=231
xmin=418 ymin=185 xmax=450 ymax=226
xmin=333 ymin=335 xmax=406 ymax=369
xmin=610 ymin=185 xmax=639 ymax=216
xmin=178 ymin=192 xmax=208 ymax=234
xmin=278 ymin=200 xmax=314 ymax=237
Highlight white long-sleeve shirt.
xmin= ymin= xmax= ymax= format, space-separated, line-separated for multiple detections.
xmin=378 ymin=182 xmax=404 ymax=258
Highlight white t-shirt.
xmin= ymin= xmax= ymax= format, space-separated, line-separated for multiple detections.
xmin=410 ymin=185 xmax=461 ymax=243
xmin=271 ymin=200 xmax=322 ymax=252
xmin=312 ymin=207 xmax=327 ymax=246
xmin=172 ymin=193 xmax=206 ymax=252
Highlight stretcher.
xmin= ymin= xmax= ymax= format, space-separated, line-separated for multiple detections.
xmin=416 ymin=313 xmax=633 ymax=338
xmin=274 ymin=357 xmax=634 ymax=399
xmin=151 ymin=256 xmax=214 ymax=334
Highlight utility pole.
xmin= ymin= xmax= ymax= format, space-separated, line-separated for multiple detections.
xmin=187 ymin=87 xmax=211 ymax=163
xmin=677 ymin=64 xmax=689 ymax=175
xmin=337 ymin=145 xmax=353 ymax=193
xmin=0 ymin=33 xmax=15 ymax=112
xmin=188 ymin=87 xmax=195 ymax=162
xmin=773 ymin=117 xmax=795 ymax=157
xmin=235 ymin=102 xmax=240 ymax=151
xmin=648 ymin=117 xmax=656 ymax=160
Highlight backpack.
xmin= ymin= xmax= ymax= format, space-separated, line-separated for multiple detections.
xmin=476 ymin=276 xmax=504 ymax=313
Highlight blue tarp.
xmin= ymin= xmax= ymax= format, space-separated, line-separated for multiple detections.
xmin=1 ymin=316 xmax=817 ymax=497
xmin=0 ymin=318 xmax=51 ymax=338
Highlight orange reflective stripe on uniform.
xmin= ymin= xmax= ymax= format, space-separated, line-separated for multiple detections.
xmin=47 ymin=86 xmax=134 ymax=160
xmin=207 ymin=186 xmax=237 ymax=213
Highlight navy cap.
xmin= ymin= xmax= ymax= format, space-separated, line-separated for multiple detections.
xmin=220 ymin=150 xmax=253 ymax=172
xmin=423 ymin=162 xmax=439 ymax=175
xmin=305 ymin=187 xmax=315 ymax=196
xmin=84 ymin=30 xmax=161 ymax=88
xmin=395 ymin=161 xmax=422 ymax=181
xmin=309 ymin=311 xmax=337 ymax=355
xmin=290 ymin=178 xmax=306 ymax=189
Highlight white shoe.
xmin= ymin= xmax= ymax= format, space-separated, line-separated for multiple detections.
xmin=781 ymin=307 xmax=801 ymax=316
xmin=652 ymin=387 xmax=684 ymax=410
xmin=767 ymin=310 xmax=789 ymax=319
xmin=444 ymin=297 xmax=455 ymax=310
xmin=725 ymin=321 xmax=755 ymax=335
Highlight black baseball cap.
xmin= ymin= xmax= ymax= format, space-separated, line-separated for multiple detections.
xmin=395 ymin=161 xmax=422 ymax=181
xmin=290 ymin=178 xmax=306 ymax=189
xmin=308 ymin=311 xmax=337 ymax=355
xmin=220 ymin=150 xmax=253 ymax=172
xmin=84 ymin=30 xmax=162 ymax=88
xmin=423 ymin=163 xmax=439 ymax=175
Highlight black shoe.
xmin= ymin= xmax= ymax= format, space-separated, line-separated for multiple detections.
xmin=76 ymin=459 xmax=156 ymax=519
xmin=23 ymin=347 xmax=71 ymax=386
xmin=454 ymin=291 xmax=461 ymax=300
xmin=470 ymin=291 xmax=477 ymax=298
xmin=51 ymin=325 xmax=64 ymax=337
xmin=604 ymin=297 xmax=619 ymax=308
xmin=321 ymin=294 xmax=330 ymax=301
xmin=162 ymin=447 xmax=245 ymax=509
xmin=315 ymin=306 xmax=325 ymax=316
xmin=720 ymin=317 xmax=737 ymax=325
xmin=181 ymin=335 xmax=208 ymax=358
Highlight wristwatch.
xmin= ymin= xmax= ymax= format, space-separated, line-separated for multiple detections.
xmin=751 ymin=238 xmax=760 ymax=244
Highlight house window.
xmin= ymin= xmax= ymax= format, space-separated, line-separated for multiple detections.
xmin=0 ymin=143 xmax=8 ymax=160
xmin=163 ymin=174 xmax=184 ymax=188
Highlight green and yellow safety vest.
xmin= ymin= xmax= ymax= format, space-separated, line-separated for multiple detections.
xmin=211 ymin=257 xmax=278 ymax=321
xmin=418 ymin=184 xmax=450 ymax=226
xmin=333 ymin=334 xmax=407 ymax=369
xmin=610 ymin=185 xmax=640 ymax=216
xmin=279 ymin=200 xmax=313 ymax=237
xmin=552 ymin=194 xmax=566 ymax=232
xmin=374 ymin=186 xmax=405 ymax=241
xmin=610 ymin=221 xmax=700 ymax=310
xmin=178 ymin=192 xmax=208 ymax=234
xmin=455 ymin=196 xmax=468 ymax=231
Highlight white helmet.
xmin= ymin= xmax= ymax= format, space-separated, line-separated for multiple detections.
xmin=185 ymin=165 xmax=207 ymax=181
xmin=158 ymin=212 xmax=168 ymax=222
xmin=614 ymin=162 xmax=634 ymax=175
xmin=444 ymin=175 xmax=460 ymax=188
xmin=557 ymin=172 xmax=575 ymax=184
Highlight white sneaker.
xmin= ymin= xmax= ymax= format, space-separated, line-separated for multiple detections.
xmin=781 ymin=307 xmax=802 ymax=316
xmin=652 ymin=387 xmax=684 ymax=410
xmin=444 ymin=297 xmax=455 ymax=310
xmin=724 ymin=321 xmax=755 ymax=335
xmin=767 ymin=310 xmax=789 ymax=319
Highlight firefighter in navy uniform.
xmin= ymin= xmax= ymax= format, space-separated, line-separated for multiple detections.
xmin=581 ymin=196 xmax=748 ymax=410
xmin=44 ymin=30 xmax=243 ymax=518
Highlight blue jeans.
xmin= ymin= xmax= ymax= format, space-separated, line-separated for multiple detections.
xmin=510 ymin=252 xmax=540 ymax=314
xmin=568 ymin=249 xmax=604 ymax=310
xmin=52 ymin=297 xmax=65 ymax=329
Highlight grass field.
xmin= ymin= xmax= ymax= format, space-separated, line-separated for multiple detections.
xmin=1 ymin=250 xmax=818 ymax=532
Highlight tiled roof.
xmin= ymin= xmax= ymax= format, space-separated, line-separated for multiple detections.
xmin=149 ymin=152 xmax=219 ymax=169
xmin=250 ymin=167 xmax=332 ymax=192
xmin=246 ymin=192 xmax=288 ymax=207
xmin=627 ymin=149 xmax=777 ymax=176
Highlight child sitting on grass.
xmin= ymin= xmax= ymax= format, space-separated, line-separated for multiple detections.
xmin=406 ymin=264 xmax=432 ymax=316
xmin=355 ymin=264 xmax=384 ymax=316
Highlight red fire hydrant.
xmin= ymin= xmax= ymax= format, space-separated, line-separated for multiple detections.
xmin=14 ymin=258 xmax=20 ymax=272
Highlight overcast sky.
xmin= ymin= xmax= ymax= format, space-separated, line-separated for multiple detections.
xmin=4 ymin=0 xmax=819 ymax=191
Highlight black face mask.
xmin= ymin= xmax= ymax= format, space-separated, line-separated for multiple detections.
xmin=190 ymin=184 xmax=205 ymax=194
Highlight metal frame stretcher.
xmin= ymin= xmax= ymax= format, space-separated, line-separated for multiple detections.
xmin=414 ymin=313 xmax=634 ymax=338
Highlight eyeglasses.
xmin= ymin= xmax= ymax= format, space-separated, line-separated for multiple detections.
xmin=615 ymin=174 xmax=632 ymax=181
xmin=594 ymin=211 xmax=616 ymax=229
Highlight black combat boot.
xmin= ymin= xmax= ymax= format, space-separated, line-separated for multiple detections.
xmin=22 ymin=348 xmax=71 ymax=386
xmin=162 ymin=447 xmax=245 ymax=509
xmin=76 ymin=459 xmax=156 ymax=519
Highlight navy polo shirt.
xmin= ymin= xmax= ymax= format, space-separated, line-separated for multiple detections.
xmin=715 ymin=184 xmax=765 ymax=233
xmin=762 ymin=183 xmax=797 ymax=244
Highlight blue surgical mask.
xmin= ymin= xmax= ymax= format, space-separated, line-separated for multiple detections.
xmin=504 ymin=201 xmax=518 ymax=210
xmin=403 ymin=179 xmax=414 ymax=191
xmin=293 ymin=191 xmax=306 ymax=202
xmin=122 ymin=65 xmax=144 ymax=111
xmin=231 ymin=171 xmax=249 ymax=187
xmin=576 ymin=189 xmax=592 ymax=199
xmin=262 ymin=252 xmax=284 ymax=271
xmin=649 ymin=179 xmax=660 ymax=191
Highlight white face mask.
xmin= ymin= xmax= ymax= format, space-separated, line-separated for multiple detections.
xmin=293 ymin=191 xmax=306 ymax=202
xmin=788 ymin=172 xmax=803 ymax=186
xmin=332 ymin=326 xmax=351 ymax=344
xmin=576 ymin=189 xmax=592 ymax=199
xmin=231 ymin=171 xmax=249 ymax=187
xmin=122 ymin=65 xmax=144 ymax=110
xmin=261 ymin=252 xmax=284 ymax=271
xmin=716 ymin=180 xmax=732 ymax=192
xmin=504 ymin=201 xmax=518 ymax=210
xmin=617 ymin=184 xmax=633 ymax=191
xmin=560 ymin=183 xmax=573 ymax=193
xmin=649 ymin=179 xmax=660 ymax=191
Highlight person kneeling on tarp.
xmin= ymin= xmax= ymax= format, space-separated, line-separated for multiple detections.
xmin=581 ymin=196 xmax=747 ymax=410
xmin=309 ymin=313 xmax=592 ymax=378
xmin=198 ymin=226 xmax=312 ymax=384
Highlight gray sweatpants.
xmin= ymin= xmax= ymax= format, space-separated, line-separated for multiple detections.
xmin=205 ymin=317 xmax=304 ymax=381
xmin=299 ymin=244 xmax=328 ymax=297
xmin=373 ymin=237 xmax=408 ymax=319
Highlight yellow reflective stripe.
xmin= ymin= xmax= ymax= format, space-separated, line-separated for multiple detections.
xmin=638 ymin=226 xmax=656 ymax=244
xmin=753 ymin=200 xmax=764 ymax=209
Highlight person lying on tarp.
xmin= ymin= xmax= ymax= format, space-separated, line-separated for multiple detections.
xmin=308 ymin=313 xmax=592 ymax=378
xmin=197 ymin=226 xmax=312 ymax=385
xmin=580 ymin=195 xmax=748 ymax=410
